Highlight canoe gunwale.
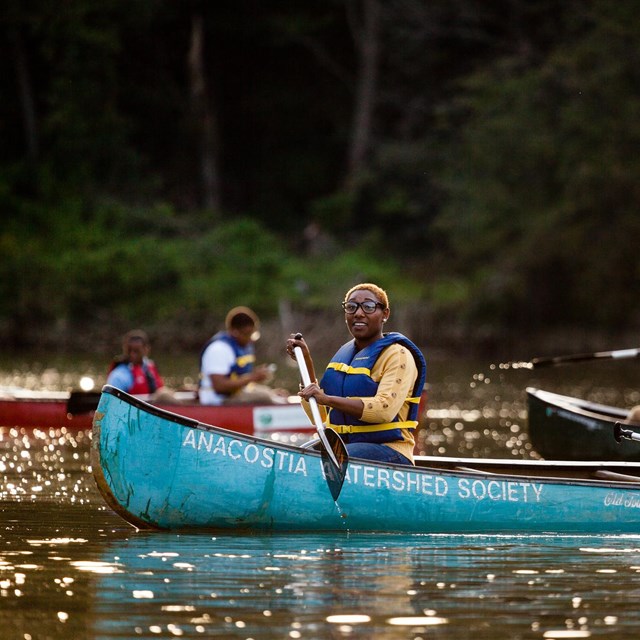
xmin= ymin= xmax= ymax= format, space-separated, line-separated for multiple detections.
xmin=101 ymin=384 xmax=640 ymax=483
xmin=96 ymin=385 xmax=319 ymax=458
xmin=98 ymin=384 xmax=640 ymax=483
xmin=526 ymin=387 xmax=635 ymax=424
xmin=415 ymin=461 xmax=640 ymax=489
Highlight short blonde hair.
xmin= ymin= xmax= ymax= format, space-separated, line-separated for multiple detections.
xmin=344 ymin=283 xmax=389 ymax=309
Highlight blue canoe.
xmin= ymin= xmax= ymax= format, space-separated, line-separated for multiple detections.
xmin=92 ymin=385 xmax=640 ymax=534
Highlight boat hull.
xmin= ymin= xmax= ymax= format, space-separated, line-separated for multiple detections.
xmin=0 ymin=387 xmax=312 ymax=436
xmin=527 ymin=387 xmax=640 ymax=461
xmin=93 ymin=385 xmax=640 ymax=534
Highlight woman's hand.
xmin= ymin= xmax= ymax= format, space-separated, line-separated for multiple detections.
xmin=298 ymin=382 xmax=327 ymax=404
xmin=286 ymin=333 xmax=308 ymax=361
xmin=286 ymin=332 xmax=320 ymax=401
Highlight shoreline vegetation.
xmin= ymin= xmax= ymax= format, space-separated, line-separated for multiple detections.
xmin=4 ymin=3 xmax=640 ymax=357
xmin=6 ymin=313 xmax=637 ymax=365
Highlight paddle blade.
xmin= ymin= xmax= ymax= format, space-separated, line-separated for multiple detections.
xmin=293 ymin=338 xmax=349 ymax=499
xmin=319 ymin=428 xmax=349 ymax=501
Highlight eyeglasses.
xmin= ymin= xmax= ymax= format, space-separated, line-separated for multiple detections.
xmin=341 ymin=301 xmax=385 ymax=314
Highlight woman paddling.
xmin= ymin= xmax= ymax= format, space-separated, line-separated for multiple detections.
xmin=286 ymin=283 xmax=426 ymax=466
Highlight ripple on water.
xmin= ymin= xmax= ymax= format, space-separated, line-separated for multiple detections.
xmin=4 ymin=362 xmax=640 ymax=638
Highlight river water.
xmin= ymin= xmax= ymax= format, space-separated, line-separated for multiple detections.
xmin=3 ymin=353 xmax=640 ymax=639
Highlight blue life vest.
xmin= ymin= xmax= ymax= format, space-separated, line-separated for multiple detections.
xmin=199 ymin=331 xmax=255 ymax=394
xmin=320 ymin=332 xmax=426 ymax=444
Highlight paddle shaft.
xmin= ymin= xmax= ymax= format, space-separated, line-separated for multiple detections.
xmin=293 ymin=346 xmax=341 ymax=470
xmin=531 ymin=347 xmax=640 ymax=368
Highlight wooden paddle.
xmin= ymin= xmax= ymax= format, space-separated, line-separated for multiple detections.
xmin=293 ymin=335 xmax=348 ymax=501
xmin=531 ymin=347 xmax=640 ymax=369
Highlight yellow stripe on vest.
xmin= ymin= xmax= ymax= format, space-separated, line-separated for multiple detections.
xmin=325 ymin=363 xmax=421 ymax=407
xmin=237 ymin=354 xmax=256 ymax=368
xmin=329 ymin=420 xmax=418 ymax=434
xmin=326 ymin=362 xmax=372 ymax=376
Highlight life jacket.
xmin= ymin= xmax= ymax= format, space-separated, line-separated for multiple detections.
xmin=199 ymin=331 xmax=255 ymax=395
xmin=130 ymin=361 xmax=163 ymax=394
xmin=108 ymin=358 xmax=163 ymax=394
xmin=320 ymin=332 xmax=426 ymax=444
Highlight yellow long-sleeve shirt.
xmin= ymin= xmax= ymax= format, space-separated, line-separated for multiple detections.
xmin=303 ymin=343 xmax=419 ymax=464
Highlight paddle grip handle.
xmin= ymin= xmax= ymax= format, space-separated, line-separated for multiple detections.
xmin=614 ymin=422 xmax=640 ymax=444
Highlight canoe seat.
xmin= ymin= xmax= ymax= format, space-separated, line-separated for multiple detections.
xmin=593 ymin=470 xmax=640 ymax=483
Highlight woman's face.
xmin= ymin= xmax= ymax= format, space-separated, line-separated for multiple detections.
xmin=344 ymin=288 xmax=389 ymax=346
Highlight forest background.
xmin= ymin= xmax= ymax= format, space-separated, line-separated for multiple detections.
xmin=2 ymin=0 xmax=640 ymax=364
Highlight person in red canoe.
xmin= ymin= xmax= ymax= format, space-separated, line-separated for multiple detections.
xmin=106 ymin=329 xmax=165 ymax=395
xmin=199 ymin=306 xmax=287 ymax=405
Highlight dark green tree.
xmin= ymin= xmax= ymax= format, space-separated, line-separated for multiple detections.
xmin=433 ymin=0 xmax=640 ymax=331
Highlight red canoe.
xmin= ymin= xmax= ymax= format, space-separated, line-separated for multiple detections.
xmin=0 ymin=387 xmax=314 ymax=436
xmin=0 ymin=386 xmax=428 ymax=441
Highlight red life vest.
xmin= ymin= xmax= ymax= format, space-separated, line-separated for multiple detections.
xmin=108 ymin=360 xmax=163 ymax=394
xmin=130 ymin=361 xmax=163 ymax=394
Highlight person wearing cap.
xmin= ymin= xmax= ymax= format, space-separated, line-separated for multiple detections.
xmin=198 ymin=307 xmax=281 ymax=405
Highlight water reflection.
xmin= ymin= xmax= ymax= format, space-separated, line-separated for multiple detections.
xmin=4 ymin=358 xmax=640 ymax=638
xmin=0 ymin=426 xmax=92 ymax=502
xmin=88 ymin=531 xmax=640 ymax=639
xmin=417 ymin=364 xmax=534 ymax=459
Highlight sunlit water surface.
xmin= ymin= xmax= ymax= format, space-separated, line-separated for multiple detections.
xmin=3 ymin=355 xmax=640 ymax=638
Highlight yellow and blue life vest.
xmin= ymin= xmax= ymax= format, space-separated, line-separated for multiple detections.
xmin=320 ymin=332 xmax=426 ymax=444
xmin=198 ymin=331 xmax=255 ymax=394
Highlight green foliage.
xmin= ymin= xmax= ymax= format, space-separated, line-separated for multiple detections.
xmin=432 ymin=0 xmax=640 ymax=329
xmin=179 ymin=218 xmax=291 ymax=320
xmin=309 ymin=190 xmax=357 ymax=233
xmin=282 ymin=243 xmax=407 ymax=312
xmin=3 ymin=0 xmax=640 ymax=349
